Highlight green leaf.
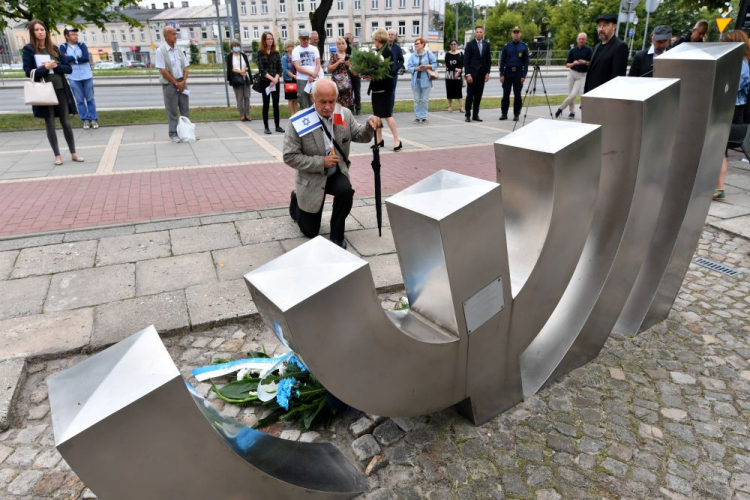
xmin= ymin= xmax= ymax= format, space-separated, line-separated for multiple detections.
xmin=247 ymin=350 xmax=270 ymax=359
xmin=217 ymin=379 xmax=259 ymax=400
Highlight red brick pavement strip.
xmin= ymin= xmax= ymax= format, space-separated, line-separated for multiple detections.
xmin=0 ymin=144 xmax=495 ymax=237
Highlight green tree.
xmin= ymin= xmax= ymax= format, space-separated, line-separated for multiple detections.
xmin=444 ymin=1 xmax=476 ymax=50
xmin=0 ymin=0 xmax=141 ymax=32
xmin=251 ymin=40 xmax=260 ymax=53
xmin=189 ymin=42 xmax=200 ymax=65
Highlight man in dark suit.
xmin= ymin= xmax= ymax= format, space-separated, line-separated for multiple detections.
xmin=464 ymin=26 xmax=491 ymax=122
xmin=387 ymin=29 xmax=405 ymax=114
xmin=584 ymin=14 xmax=628 ymax=94
xmin=629 ymin=25 xmax=672 ymax=78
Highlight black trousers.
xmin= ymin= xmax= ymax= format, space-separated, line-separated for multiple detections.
xmin=296 ymin=170 xmax=354 ymax=244
xmin=262 ymin=88 xmax=280 ymax=128
xmin=502 ymin=75 xmax=523 ymax=117
xmin=351 ymin=75 xmax=361 ymax=112
xmin=465 ymin=72 xmax=486 ymax=119
xmin=45 ymin=88 xmax=76 ymax=156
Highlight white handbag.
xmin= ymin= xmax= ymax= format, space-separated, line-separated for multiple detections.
xmin=24 ymin=69 xmax=59 ymax=106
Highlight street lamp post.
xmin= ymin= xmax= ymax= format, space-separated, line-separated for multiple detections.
xmin=215 ymin=0 xmax=231 ymax=107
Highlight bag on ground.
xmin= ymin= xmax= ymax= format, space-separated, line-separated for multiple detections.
xmin=176 ymin=116 xmax=197 ymax=143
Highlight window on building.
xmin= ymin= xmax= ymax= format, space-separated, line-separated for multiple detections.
xmin=371 ymin=0 xmax=377 ymax=9
xmin=243 ymin=27 xmax=249 ymax=39
xmin=398 ymin=0 xmax=405 ymax=7
xmin=201 ymin=28 xmax=208 ymax=39
xmin=279 ymin=0 xmax=286 ymax=12
xmin=103 ymin=32 xmax=108 ymax=42
xmin=251 ymin=0 xmax=257 ymax=13
xmin=263 ymin=25 xmax=270 ymax=33
xmin=355 ymin=22 xmax=361 ymax=39
xmin=130 ymin=29 xmax=136 ymax=41
xmin=140 ymin=30 xmax=146 ymax=41
xmin=337 ymin=23 xmax=345 ymax=36
xmin=83 ymin=33 xmax=88 ymax=42
xmin=385 ymin=0 xmax=392 ymax=8
xmin=310 ymin=0 xmax=316 ymax=11
xmin=385 ymin=21 xmax=391 ymax=31
xmin=121 ymin=30 xmax=127 ymax=41
xmin=398 ymin=20 xmax=405 ymax=36
xmin=354 ymin=0 xmax=360 ymax=8
xmin=297 ymin=0 xmax=304 ymax=11
xmin=253 ymin=26 xmax=259 ymax=38
xmin=337 ymin=0 xmax=344 ymax=10
xmin=226 ymin=27 xmax=231 ymax=38
xmin=326 ymin=23 xmax=333 ymax=37
xmin=371 ymin=21 xmax=378 ymax=36
xmin=281 ymin=25 xmax=288 ymax=38
xmin=241 ymin=1 xmax=247 ymax=14
xmin=155 ymin=30 xmax=161 ymax=40
xmin=261 ymin=0 xmax=268 ymax=13
xmin=412 ymin=0 xmax=419 ymax=6
xmin=412 ymin=20 xmax=419 ymax=35
xmin=176 ymin=28 xmax=182 ymax=39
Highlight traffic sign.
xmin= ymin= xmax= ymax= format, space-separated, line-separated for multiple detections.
xmin=716 ymin=17 xmax=732 ymax=32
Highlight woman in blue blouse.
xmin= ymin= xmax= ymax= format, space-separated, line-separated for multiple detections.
xmin=407 ymin=38 xmax=437 ymax=125
xmin=714 ymin=30 xmax=750 ymax=202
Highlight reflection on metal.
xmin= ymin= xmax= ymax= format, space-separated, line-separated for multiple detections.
xmin=246 ymin=43 xmax=741 ymax=426
xmin=47 ymin=326 xmax=368 ymax=500
xmin=615 ymin=42 xmax=744 ymax=336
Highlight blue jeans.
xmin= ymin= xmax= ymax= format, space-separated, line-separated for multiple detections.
xmin=68 ymin=78 xmax=97 ymax=121
xmin=390 ymin=75 xmax=398 ymax=113
xmin=412 ymin=85 xmax=431 ymax=120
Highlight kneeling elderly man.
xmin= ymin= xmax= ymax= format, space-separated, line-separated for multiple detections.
xmin=285 ymin=79 xmax=381 ymax=248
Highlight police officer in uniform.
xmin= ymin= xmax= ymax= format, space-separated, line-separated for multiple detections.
xmin=499 ymin=26 xmax=529 ymax=121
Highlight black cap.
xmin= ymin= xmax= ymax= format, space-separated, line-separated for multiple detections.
xmin=595 ymin=14 xmax=617 ymax=24
xmin=63 ymin=26 xmax=79 ymax=36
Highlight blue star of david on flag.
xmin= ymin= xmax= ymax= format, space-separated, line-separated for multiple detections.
xmin=290 ymin=107 xmax=322 ymax=137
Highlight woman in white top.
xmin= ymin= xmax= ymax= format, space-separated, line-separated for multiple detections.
xmin=226 ymin=39 xmax=252 ymax=121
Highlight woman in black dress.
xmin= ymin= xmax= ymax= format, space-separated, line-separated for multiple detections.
xmin=444 ymin=39 xmax=464 ymax=113
xmin=369 ymin=28 xmax=402 ymax=151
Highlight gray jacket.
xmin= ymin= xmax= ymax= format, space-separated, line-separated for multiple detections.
xmin=283 ymin=108 xmax=376 ymax=213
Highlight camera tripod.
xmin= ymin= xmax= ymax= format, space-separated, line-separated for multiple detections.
xmin=513 ymin=60 xmax=554 ymax=131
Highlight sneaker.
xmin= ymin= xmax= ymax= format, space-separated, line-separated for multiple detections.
xmin=91 ymin=120 xmax=99 ymax=129
xmin=83 ymin=120 xmax=90 ymax=130
xmin=568 ymin=113 xmax=575 ymax=120
xmin=421 ymin=119 xmax=428 ymax=125
xmin=275 ymin=126 xmax=284 ymax=133
xmin=170 ymin=136 xmax=181 ymax=143
xmin=712 ymin=189 xmax=726 ymax=202
xmin=264 ymin=128 xmax=272 ymax=134
xmin=413 ymin=119 xmax=421 ymax=125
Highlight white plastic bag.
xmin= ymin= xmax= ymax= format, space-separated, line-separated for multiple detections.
xmin=176 ymin=116 xmax=196 ymax=143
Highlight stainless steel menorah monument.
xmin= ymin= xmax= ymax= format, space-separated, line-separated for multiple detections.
xmin=246 ymin=42 xmax=743 ymax=425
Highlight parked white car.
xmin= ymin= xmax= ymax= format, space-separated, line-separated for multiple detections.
xmin=95 ymin=62 xmax=117 ymax=69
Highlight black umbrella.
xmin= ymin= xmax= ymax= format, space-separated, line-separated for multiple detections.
xmin=371 ymin=135 xmax=382 ymax=237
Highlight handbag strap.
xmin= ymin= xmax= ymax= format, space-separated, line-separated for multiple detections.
xmin=318 ymin=116 xmax=350 ymax=167
xmin=29 ymin=69 xmax=36 ymax=82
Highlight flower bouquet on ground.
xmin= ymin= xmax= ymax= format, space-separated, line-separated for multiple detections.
xmin=349 ymin=47 xmax=392 ymax=81
xmin=195 ymin=351 xmax=343 ymax=431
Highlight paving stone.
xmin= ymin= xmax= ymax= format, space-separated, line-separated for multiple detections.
xmin=350 ymin=416 xmax=376 ymax=437
xmin=536 ymin=489 xmax=562 ymax=500
xmin=134 ymin=217 xmax=202 ymax=233
xmin=391 ymin=417 xmax=414 ymax=433
xmin=199 ymin=211 xmax=260 ymax=224
xmin=6 ymin=469 xmax=43 ymax=495
xmin=0 ymin=250 xmax=17 ymax=280
xmin=185 ymin=279 xmax=256 ymax=327
xmin=44 ymin=264 xmax=135 ymax=312
xmin=0 ymin=308 xmax=93 ymax=360
xmin=0 ymin=234 xmax=64 ymax=252
xmin=670 ymin=372 xmax=696 ymax=385
xmin=373 ymin=420 xmax=405 ymax=446
xmin=92 ymin=291 xmax=189 ymax=347
xmin=95 ymin=231 xmax=171 ymax=266
xmin=661 ymin=408 xmax=688 ymax=421
xmin=547 ymin=432 xmax=576 ymax=454
xmin=235 ymin=217 xmax=303 ymax=245
xmin=63 ymin=225 xmax=135 ymax=243
xmin=350 ymin=206 xmax=391 ymax=230
xmin=365 ymin=253 xmax=404 ymax=289
xmin=352 ymin=434 xmax=381 ymax=461
xmin=345 ymin=228 xmax=396 ymax=257
xmin=212 ymin=242 xmax=285 ymax=281
xmin=0 ymin=359 xmax=25 ymax=430
xmin=170 ymin=223 xmax=241 ymax=255
xmin=279 ymin=430 xmax=300 ymax=441
xmin=0 ymin=275 xmax=50 ymax=320
xmin=11 ymin=240 xmax=97 ymax=278
xmin=299 ymin=431 xmax=320 ymax=443
xmin=136 ymin=252 xmax=217 ymax=296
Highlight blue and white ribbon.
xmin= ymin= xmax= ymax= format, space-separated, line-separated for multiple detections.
xmin=191 ymin=354 xmax=291 ymax=382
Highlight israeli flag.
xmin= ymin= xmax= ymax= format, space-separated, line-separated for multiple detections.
xmin=290 ymin=107 xmax=322 ymax=137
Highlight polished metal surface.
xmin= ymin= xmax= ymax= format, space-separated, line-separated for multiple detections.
xmin=615 ymin=43 xmax=744 ymax=336
xmin=521 ymin=77 xmax=681 ymax=396
xmin=47 ymin=326 xmax=368 ymax=500
xmin=247 ymin=171 xmax=512 ymax=423
xmin=495 ymin=119 xmax=602 ymax=404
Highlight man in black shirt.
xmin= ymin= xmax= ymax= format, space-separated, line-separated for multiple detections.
xmin=555 ymin=32 xmax=592 ymax=119
xmin=629 ymin=25 xmax=672 ymax=77
xmin=584 ymin=13 xmax=628 ymax=94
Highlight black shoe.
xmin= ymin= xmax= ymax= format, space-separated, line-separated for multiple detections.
xmin=499 ymin=115 xmax=508 ymax=121
xmin=393 ymin=141 xmax=403 ymax=151
xmin=289 ymin=191 xmax=298 ymax=221
xmin=275 ymin=126 xmax=284 ymax=133
xmin=465 ymin=117 xmax=471 ymax=122
xmin=472 ymin=117 xmax=483 ymax=122
xmin=330 ymin=238 xmax=347 ymax=249
xmin=555 ymin=109 xmax=563 ymax=119
xmin=264 ymin=128 xmax=272 ymax=134
xmin=568 ymin=113 xmax=575 ymax=120
xmin=378 ymin=140 xmax=385 ymax=147
xmin=513 ymin=116 xmax=519 ymax=122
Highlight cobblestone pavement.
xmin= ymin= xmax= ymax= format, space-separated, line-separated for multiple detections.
xmin=0 ymin=226 xmax=747 ymax=499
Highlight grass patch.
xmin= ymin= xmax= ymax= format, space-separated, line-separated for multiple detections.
xmin=0 ymin=95 xmax=571 ymax=133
